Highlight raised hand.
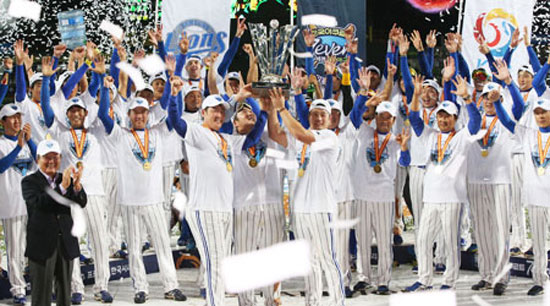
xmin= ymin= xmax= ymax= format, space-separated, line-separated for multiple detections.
xmin=17 ymin=124 xmax=26 ymax=147
xmin=387 ymin=57 xmax=397 ymax=77
xmin=53 ymin=44 xmax=67 ymax=58
xmin=147 ymin=24 xmax=163 ymax=47
xmin=90 ymin=54 xmax=106 ymax=74
xmin=170 ymin=75 xmax=184 ymax=95
xmin=345 ymin=24 xmax=356 ymax=43
xmin=442 ymin=56 xmax=456 ymax=83
xmin=41 ymin=56 xmax=58 ymax=77
xmin=165 ymin=54 xmax=176 ymax=75
xmin=23 ymin=51 xmax=33 ymax=71
xmin=426 ymin=29 xmax=437 ymax=48
xmin=510 ymin=28 xmax=522 ymax=49
xmin=303 ymin=27 xmax=315 ymax=47
xmin=398 ymin=35 xmax=410 ymax=56
xmin=396 ymin=127 xmax=411 ymax=150
xmin=290 ymin=68 xmax=304 ymax=91
xmin=61 ymin=166 xmax=74 ymax=190
xmin=236 ymin=17 xmax=247 ymax=38
xmin=22 ymin=123 xmax=31 ymax=142
xmin=451 ymin=75 xmax=470 ymax=100
xmin=242 ymin=44 xmax=254 ymax=57
xmin=72 ymin=46 xmax=86 ymax=62
xmin=132 ymin=49 xmax=145 ymax=67
xmin=388 ymin=23 xmax=402 ymax=43
xmin=269 ymin=87 xmax=286 ymax=111
xmin=104 ymin=75 xmax=114 ymax=88
xmin=523 ymin=26 xmax=531 ymax=47
xmin=412 ymin=74 xmax=424 ymax=97
xmin=339 ymin=57 xmax=350 ymax=75
xmin=492 ymin=59 xmax=512 ymax=84
xmin=357 ymin=67 xmax=371 ymax=90
xmin=179 ymin=31 xmax=189 ymax=54
xmin=14 ymin=40 xmax=25 ymax=65
xmin=86 ymin=41 xmax=97 ymax=61
xmin=324 ymin=56 xmax=337 ymax=75
xmin=346 ymin=38 xmax=358 ymax=54
xmin=410 ymin=30 xmax=424 ymax=52
xmin=365 ymin=92 xmax=382 ymax=108
xmin=475 ymin=35 xmax=490 ymax=55
xmin=444 ymin=33 xmax=458 ymax=53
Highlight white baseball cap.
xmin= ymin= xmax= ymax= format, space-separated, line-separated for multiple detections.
xmin=65 ymin=97 xmax=87 ymax=112
xmin=128 ymin=97 xmax=150 ymax=111
xmin=0 ymin=103 xmax=24 ymax=119
xmin=37 ymin=139 xmax=61 ymax=156
xmin=533 ymin=99 xmax=550 ymax=112
xmin=148 ymin=73 xmax=167 ymax=85
xmin=186 ymin=55 xmax=202 ymax=66
xmin=29 ymin=73 xmax=43 ymax=87
xmin=137 ymin=84 xmax=154 ymax=94
xmin=375 ymin=101 xmax=397 ymax=117
xmin=366 ymin=65 xmax=381 ymax=76
xmin=328 ymin=99 xmax=342 ymax=114
xmin=518 ymin=65 xmax=534 ymax=76
xmin=422 ymin=79 xmax=442 ymax=96
xmin=435 ymin=101 xmax=459 ymax=116
xmin=309 ymin=99 xmax=331 ymax=114
xmin=184 ymin=85 xmax=202 ymax=97
xmin=481 ymin=82 xmax=502 ymax=96
xmin=226 ymin=71 xmax=240 ymax=81
xmin=201 ymin=94 xmax=230 ymax=110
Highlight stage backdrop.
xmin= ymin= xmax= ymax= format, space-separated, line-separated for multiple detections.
xmin=461 ymin=0 xmax=536 ymax=79
xmin=161 ymin=0 xmax=231 ymax=60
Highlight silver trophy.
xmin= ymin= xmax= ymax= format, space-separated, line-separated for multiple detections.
xmin=249 ymin=19 xmax=300 ymax=97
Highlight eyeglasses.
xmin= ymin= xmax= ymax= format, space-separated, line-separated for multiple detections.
xmin=472 ymin=70 xmax=488 ymax=81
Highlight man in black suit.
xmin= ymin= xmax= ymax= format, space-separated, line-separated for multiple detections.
xmin=21 ymin=139 xmax=87 ymax=306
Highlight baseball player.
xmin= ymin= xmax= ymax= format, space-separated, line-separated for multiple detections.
xmin=404 ymin=75 xmax=481 ymax=291
xmin=349 ymin=92 xmax=411 ymax=294
xmin=0 ymin=104 xmax=36 ymax=306
xmin=168 ymin=74 xmax=267 ymax=305
xmin=492 ymin=95 xmax=550 ymax=296
xmin=39 ymin=56 xmax=114 ymax=303
xmin=267 ymin=88 xmax=345 ymax=306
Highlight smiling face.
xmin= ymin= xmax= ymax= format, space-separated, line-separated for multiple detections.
xmin=368 ymin=71 xmax=381 ymax=90
xmin=151 ymin=79 xmax=165 ymax=101
xmin=202 ymin=105 xmax=226 ymax=131
xmin=329 ymin=109 xmax=341 ymax=130
xmin=234 ymin=107 xmax=257 ymax=135
xmin=186 ymin=59 xmax=202 ymax=79
xmin=66 ymin=106 xmax=87 ymax=129
xmin=228 ymin=79 xmax=240 ymax=94
xmin=436 ymin=111 xmax=457 ymax=133
xmin=30 ymin=81 xmax=42 ymax=102
xmin=137 ymin=90 xmax=154 ymax=105
xmin=534 ymin=108 xmax=550 ymax=128
xmin=375 ymin=112 xmax=395 ymax=134
xmin=1 ymin=113 xmax=22 ymax=135
xmin=421 ymin=85 xmax=439 ymax=108
xmin=518 ymin=71 xmax=533 ymax=91
xmin=129 ymin=107 xmax=149 ymax=130
xmin=482 ymin=97 xmax=496 ymax=115
xmin=38 ymin=152 xmax=61 ymax=177
xmin=184 ymin=91 xmax=203 ymax=112
xmin=308 ymin=108 xmax=330 ymax=130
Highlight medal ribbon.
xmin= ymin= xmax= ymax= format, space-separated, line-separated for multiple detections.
xmin=437 ymin=131 xmax=456 ymax=163
xmin=537 ymin=131 xmax=550 ymax=167
xmin=374 ymin=131 xmax=391 ymax=164
xmin=109 ymin=105 xmax=114 ymax=119
xmin=203 ymin=124 xmax=230 ymax=165
xmin=33 ymin=101 xmax=43 ymax=114
xmin=299 ymin=144 xmax=308 ymax=170
xmin=402 ymin=95 xmax=409 ymax=117
xmin=131 ymin=129 xmax=149 ymax=161
xmin=423 ymin=107 xmax=436 ymax=125
xmin=70 ymin=128 xmax=87 ymax=159
xmin=522 ymin=92 xmax=529 ymax=102
xmin=481 ymin=115 xmax=498 ymax=148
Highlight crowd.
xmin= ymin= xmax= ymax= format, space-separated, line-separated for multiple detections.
xmin=0 ymin=16 xmax=549 ymax=306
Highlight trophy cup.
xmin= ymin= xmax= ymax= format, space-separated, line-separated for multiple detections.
xmin=249 ymin=19 xmax=300 ymax=98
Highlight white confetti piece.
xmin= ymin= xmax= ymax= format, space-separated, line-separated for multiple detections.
xmin=328 ymin=218 xmax=360 ymax=229
xmin=137 ymin=54 xmax=166 ymax=76
xmin=265 ymin=148 xmax=286 ymax=159
xmin=275 ymin=159 xmax=298 ymax=170
xmin=172 ymin=191 xmax=187 ymax=221
xmin=492 ymin=263 xmax=513 ymax=287
xmin=222 ymin=240 xmax=311 ymax=293
xmin=8 ymin=0 xmax=41 ymax=22
xmin=390 ymin=290 xmax=456 ymax=306
xmin=45 ymin=188 xmax=87 ymax=238
xmin=99 ymin=20 xmax=124 ymax=41
xmin=289 ymin=49 xmax=313 ymax=58
xmin=116 ymin=62 xmax=146 ymax=91
xmin=301 ymin=14 xmax=338 ymax=27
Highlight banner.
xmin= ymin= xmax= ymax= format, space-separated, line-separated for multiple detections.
xmin=308 ymin=24 xmax=356 ymax=74
xmin=461 ymin=0 xmax=536 ymax=78
xmin=161 ymin=0 xmax=231 ymax=59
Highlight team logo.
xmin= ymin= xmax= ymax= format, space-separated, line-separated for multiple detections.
xmin=309 ymin=24 xmax=356 ymax=73
xmin=11 ymin=153 xmax=33 ymax=176
xmin=430 ymin=145 xmax=453 ymax=165
xmin=531 ymin=145 xmax=550 ymax=169
xmin=474 ymin=8 xmax=518 ymax=61
xmin=366 ymin=142 xmax=389 ymax=168
xmin=245 ymin=140 xmax=267 ymax=162
xmin=132 ymin=143 xmax=156 ymax=164
xmin=165 ymin=19 xmax=228 ymax=57
xmin=69 ymin=137 xmax=90 ymax=159
xmin=477 ymin=127 xmax=499 ymax=149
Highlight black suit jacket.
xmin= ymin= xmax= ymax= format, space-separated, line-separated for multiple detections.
xmin=21 ymin=170 xmax=87 ymax=264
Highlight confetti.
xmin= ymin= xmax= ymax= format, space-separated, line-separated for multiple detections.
xmin=301 ymin=14 xmax=338 ymax=27
xmin=8 ymin=0 xmax=42 ymax=22
xmin=99 ymin=20 xmax=124 ymax=41
xmin=45 ymin=187 xmax=87 ymax=238
xmin=116 ymin=62 xmax=146 ymax=91
xmin=137 ymin=54 xmax=166 ymax=76
xmin=172 ymin=191 xmax=187 ymax=221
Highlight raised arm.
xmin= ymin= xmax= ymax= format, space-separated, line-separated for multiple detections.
xmin=39 ymin=57 xmax=58 ymax=128
xmin=218 ymin=18 xmax=245 ymax=78
xmin=14 ymin=40 xmax=27 ymax=103
xmin=410 ymin=30 xmax=432 ymax=79
xmin=533 ymin=56 xmax=550 ymax=97
xmin=492 ymin=58 xmax=525 ymax=120
xmin=524 ymin=26 xmax=541 ymax=72
xmin=242 ymin=99 xmax=268 ymax=150
xmin=167 ymin=77 xmax=188 ymax=138
xmin=398 ymin=35 xmax=414 ymax=103
xmin=339 ymin=59 xmax=354 ymax=116
xmin=98 ymin=76 xmax=115 ymax=134
xmin=272 ymin=88 xmax=316 ymax=144
xmin=323 ymin=56 xmax=337 ymax=99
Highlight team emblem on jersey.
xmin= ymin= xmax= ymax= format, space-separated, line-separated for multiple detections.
xmin=132 ymin=144 xmax=156 ymax=164
xmin=427 ymin=115 xmax=436 ymax=127
xmin=477 ymin=127 xmax=498 ymax=149
xmin=37 ymin=115 xmax=46 ymax=128
xmin=245 ymin=141 xmax=267 ymax=162
xmin=11 ymin=155 xmax=33 ymax=176
xmin=69 ymin=137 xmax=90 ymax=158
xmin=366 ymin=142 xmax=389 ymax=168
xmin=295 ymin=146 xmax=311 ymax=169
xmin=399 ymin=104 xmax=408 ymax=120
xmin=531 ymin=145 xmax=550 ymax=169
xmin=430 ymin=145 xmax=453 ymax=165
xmin=217 ymin=143 xmax=233 ymax=165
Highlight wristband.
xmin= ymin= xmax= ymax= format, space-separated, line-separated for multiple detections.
xmin=85 ymin=59 xmax=92 ymax=67
xmin=341 ymin=73 xmax=351 ymax=86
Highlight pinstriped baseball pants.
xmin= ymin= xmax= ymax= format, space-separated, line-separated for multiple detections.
xmin=2 ymin=215 xmax=27 ymax=296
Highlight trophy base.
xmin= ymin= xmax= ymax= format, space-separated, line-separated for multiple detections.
xmin=252 ymin=82 xmax=291 ymax=98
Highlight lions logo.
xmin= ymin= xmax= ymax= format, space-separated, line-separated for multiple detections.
xmin=69 ymin=137 xmax=90 ymax=159
xmin=132 ymin=144 xmax=156 ymax=164
xmin=477 ymin=127 xmax=499 ymax=149
xmin=366 ymin=141 xmax=389 ymax=168
xmin=531 ymin=144 xmax=550 ymax=169
xmin=430 ymin=145 xmax=453 ymax=165
xmin=245 ymin=140 xmax=267 ymax=162
xmin=165 ymin=19 xmax=228 ymax=57
xmin=12 ymin=154 xmax=33 ymax=176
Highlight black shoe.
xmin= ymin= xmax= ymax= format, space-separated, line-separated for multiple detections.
xmin=493 ymin=283 xmax=506 ymax=296
xmin=471 ymin=280 xmax=492 ymax=291
xmin=344 ymin=286 xmax=359 ymax=298
xmin=164 ymin=289 xmax=187 ymax=301
xmin=71 ymin=293 xmax=83 ymax=305
xmin=527 ymin=285 xmax=544 ymax=296
xmin=375 ymin=285 xmax=391 ymax=295
xmin=353 ymin=281 xmax=373 ymax=295
xmin=393 ymin=234 xmax=403 ymax=246
xmin=134 ymin=291 xmax=148 ymax=304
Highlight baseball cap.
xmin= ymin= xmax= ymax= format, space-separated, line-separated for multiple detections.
xmin=328 ymin=99 xmax=342 ymax=114
xmin=136 ymin=84 xmax=154 ymax=94
xmin=226 ymin=71 xmax=240 ymax=81
xmin=236 ymin=102 xmax=253 ymax=113
xmin=375 ymin=101 xmax=397 ymax=117
xmin=481 ymin=82 xmax=502 ymax=96
xmin=128 ymin=97 xmax=150 ymax=111
xmin=422 ymin=79 xmax=442 ymax=96
xmin=184 ymin=85 xmax=202 ymax=97
xmin=201 ymin=94 xmax=230 ymax=110
xmin=518 ymin=65 xmax=534 ymax=76
xmin=148 ymin=73 xmax=167 ymax=85
xmin=0 ymin=103 xmax=24 ymax=119
xmin=29 ymin=73 xmax=43 ymax=87
xmin=435 ymin=101 xmax=458 ymax=116
xmin=309 ymin=99 xmax=331 ymax=114
xmin=37 ymin=139 xmax=61 ymax=156
xmin=186 ymin=55 xmax=202 ymax=65
xmin=533 ymin=99 xmax=550 ymax=112
xmin=65 ymin=97 xmax=87 ymax=112
xmin=366 ymin=65 xmax=381 ymax=76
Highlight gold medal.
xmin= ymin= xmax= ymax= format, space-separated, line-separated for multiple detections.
xmin=298 ymin=168 xmax=304 ymax=177
xmin=226 ymin=162 xmax=233 ymax=172
xmin=143 ymin=162 xmax=151 ymax=171
xmin=481 ymin=150 xmax=489 ymax=157
xmin=538 ymin=167 xmax=545 ymax=176
xmin=249 ymin=158 xmax=258 ymax=168
xmin=374 ymin=164 xmax=382 ymax=173
xmin=537 ymin=132 xmax=550 ymax=177
xmin=404 ymin=119 xmax=411 ymax=127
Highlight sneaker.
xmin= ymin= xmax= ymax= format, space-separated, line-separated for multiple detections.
xmin=71 ymin=293 xmax=83 ymax=305
xmin=510 ymin=247 xmax=522 ymax=256
xmin=142 ymin=242 xmax=151 ymax=253
xmin=344 ymin=286 xmax=359 ymax=298
xmin=79 ymin=254 xmax=93 ymax=265
xmin=376 ymin=285 xmax=391 ymax=295
xmin=393 ymin=234 xmax=403 ymax=246
xmin=493 ymin=283 xmax=506 ymax=296
xmin=200 ymin=288 xmax=206 ymax=299
xmin=440 ymin=285 xmax=452 ymax=290
xmin=412 ymin=265 xmax=418 ymax=274
xmin=134 ymin=291 xmax=148 ymax=304
xmin=471 ymin=280 xmax=492 ymax=291
xmin=403 ymin=282 xmax=432 ymax=292
xmin=353 ymin=281 xmax=373 ymax=294
xmin=524 ymin=247 xmax=534 ymax=258
xmin=527 ymin=285 xmax=544 ymax=296
xmin=13 ymin=294 xmax=26 ymax=305
xmin=121 ymin=242 xmax=128 ymax=250
xmin=111 ymin=250 xmax=128 ymax=259
xmin=435 ymin=263 xmax=446 ymax=274
xmin=94 ymin=290 xmax=113 ymax=303
xmin=467 ymin=243 xmax=478 ymax=253
xmin=164 ymin=289 xmax=187 ymax=301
